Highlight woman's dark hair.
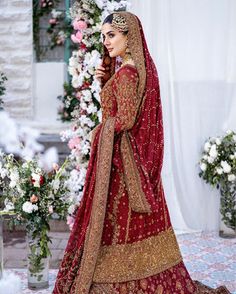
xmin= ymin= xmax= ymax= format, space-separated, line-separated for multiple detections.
xmin=103 ymin=13 xmax=128 ymax=35
xmin=103 ymin=13 xmax=114 ymax=25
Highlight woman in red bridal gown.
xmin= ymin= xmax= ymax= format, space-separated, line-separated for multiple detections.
xmin=53 ymin=12 xmax=230 ymax=294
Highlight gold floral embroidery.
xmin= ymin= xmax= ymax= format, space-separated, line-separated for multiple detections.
xmin=90 ymin=284 xmax=119 ymax=294
xmin=75 ymin=117 xmax=116 ymax=294
xmin=100 ymin=77 xmax=114 ymax=122
xmin=112 ymin=172 xmax=125 ymax=245
xmin=121 ymin=132 xmax=151 ymax=213
xmin=113 ymin=67 xmax=139 ymax=131
xmin=93 ymin=228 xmax=183 ymax=283
xmin=120 ymin=12 xmax=146 ymax=105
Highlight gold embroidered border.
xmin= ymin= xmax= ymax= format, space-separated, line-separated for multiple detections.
xmin=121 ymin=131 xmax=151 ymax=213
xmin=90 ymin=284 xmax=119 ymax=294
xmin=195 ymin=281 xmax=231 ymax=294
xmin=120 ymin=12 xmax=146 ymax=103
xmin=93 ymin=228 xmax=183 ymax=283
xmin=75 ymin=117 xmax=116 ymax=294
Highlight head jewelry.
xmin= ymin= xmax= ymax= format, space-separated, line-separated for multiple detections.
xmin=111 ymin=13 xmax=129 ymax=32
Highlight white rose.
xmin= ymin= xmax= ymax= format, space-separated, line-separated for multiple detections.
xmin=216 ymin=167 xmax=223 ymax=175
xmin=52 ymin=178 xmax=60 ymax=193
xmin=209 ymin=144 xmax=218 ymax=159
xmin=207 ymin=156 xmax=214 ymax=164
xmin=32 ymin=204 xmax=38 ymax=212
xmin=4 ymin=199 xmax=14 ymax=211
xmin=225 ymin=212 xmax=232 ymax=218
xmin=0 ymin=167 xmax=7 ymax=179
xmin=228 ymin=174 xmax=236 ymax=182
xmin=204 ymin=142 xmax=211 ymax=152
xmin=22 ymin=201 xmax=34 ymax=214
xmin=68 ymin=204 xmax=76 ymax=215
xmin=230 ymin=154 xmax=234 ymax=160
xmin=226 ymin=130 xmax=233 ymax=135
xmin=200 ymin=163 xmax=207 ymax=171
xmin=9 ymin=169 xmax=19 ymax=188
xmin=31 ymin=172 xmax=41 ymax=188
xmin=220 ymin=161 xmax=231 ymax=173
xmin=215 ymin=138 xmax=221 ymax=145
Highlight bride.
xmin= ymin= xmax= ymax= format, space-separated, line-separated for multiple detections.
xmin=53 ymin=12 xmax=230 ymax=294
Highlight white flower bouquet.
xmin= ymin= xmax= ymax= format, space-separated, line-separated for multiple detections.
xmin=199 ymin=130 xmax=236 ymax=233
xmin=0 ymin=153 xmax=71 ymax=276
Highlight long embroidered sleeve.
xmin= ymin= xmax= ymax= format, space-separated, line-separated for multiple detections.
xmin=113 ymin=65 xmax=139 ymax=133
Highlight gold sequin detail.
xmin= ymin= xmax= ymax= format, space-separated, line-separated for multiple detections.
xmin=93 ymin=228 xmax=183 ymax=283
xmin=121 ymin=131 xmax=151 ymax=213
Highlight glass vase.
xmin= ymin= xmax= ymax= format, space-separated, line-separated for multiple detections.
xmin=219 ymin=185 xmax=236 ymax=238
xmin=27 ymin=232 xmax=49 ymax=290
xmin=0 ymin=217 xmax=3 ymax=280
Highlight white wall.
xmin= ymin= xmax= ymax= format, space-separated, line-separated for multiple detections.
xmin=0 ymin=0 xmax=33 ymax=119
xmin=32 ymin=62 xmax=68 ymax=133
xmin=0 ymin=0 xmax=68 ymax=133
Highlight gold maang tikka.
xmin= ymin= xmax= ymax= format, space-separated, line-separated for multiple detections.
xmin=111 ymin=13 xmax=129 ymax=32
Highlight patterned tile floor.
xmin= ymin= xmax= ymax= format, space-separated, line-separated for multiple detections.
xmin=1 ymin=231 xmax=236 ymax=293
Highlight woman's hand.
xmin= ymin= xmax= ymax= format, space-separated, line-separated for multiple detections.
xmin=95 ymin=64 xmax=106 ymax=83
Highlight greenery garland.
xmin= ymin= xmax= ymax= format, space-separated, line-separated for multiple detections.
xmin=0 ymin=72 xmax=7 ymax=110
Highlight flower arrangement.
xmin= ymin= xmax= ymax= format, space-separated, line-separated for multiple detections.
xmin=199 ymin=130 xmax=236 ymax=233
xmin=33 ymin=0 xmax=72 ymax=61
xmin=0 ymin=153 xmax=71 ymax=277
xmin=47 ymin=8 xmax=73 ymax=50
xmin=59 ymin=0 xmax=130 ymax=228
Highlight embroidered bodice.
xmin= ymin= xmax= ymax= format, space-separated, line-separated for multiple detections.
xmin=100 ymin=64 xmax=139 ymax=133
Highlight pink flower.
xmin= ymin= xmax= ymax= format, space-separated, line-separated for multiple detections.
xmin=68 ymin=137 xmax=80 ymax=150
xmin=67 ymin=215 xmax=75 ymax=231
xmin=75 ymin=92 xmax=81 ymax=100
xmin=73 ymin=20 xmax=87 ymax=31
xmin=71 ymin=31 xmax=83 ymax=43
xmin=30 ymin=194 xmax=38 ymax=203
xmin=49 ymin=18 xmax=57 ymax=25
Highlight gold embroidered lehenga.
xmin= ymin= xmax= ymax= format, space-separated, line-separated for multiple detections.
xmin=53 ymin=12 xmax=230 ymax=294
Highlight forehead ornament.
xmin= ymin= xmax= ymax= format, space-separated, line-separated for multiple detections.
xmin=111 ymin=13 xmax=128 ymax=32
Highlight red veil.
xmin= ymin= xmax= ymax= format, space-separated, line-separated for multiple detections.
xmin=53 ymin=12 xmax=230 ymax=294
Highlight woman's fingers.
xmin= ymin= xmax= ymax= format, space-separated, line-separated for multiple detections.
xmin=97 ymin=65 xmax=105 ymax=71
xmin=95 ymin=65 xmax=106 ymax=82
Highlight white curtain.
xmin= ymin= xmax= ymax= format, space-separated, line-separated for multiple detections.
xmin=129 ymin=0 xmax=236 ymax=232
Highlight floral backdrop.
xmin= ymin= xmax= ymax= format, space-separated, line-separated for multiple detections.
xmin=59 ymin=0 xmax=130 ymax=226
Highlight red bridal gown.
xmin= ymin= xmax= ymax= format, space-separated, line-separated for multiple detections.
xmin=53 ymin=11 xmax=230 ymax=294
xmin=90 ymin=64 xmax=196 ymax=294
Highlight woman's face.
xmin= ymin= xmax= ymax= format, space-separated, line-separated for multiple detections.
xmin=101 ymin=23 xmax=127 ymax=58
